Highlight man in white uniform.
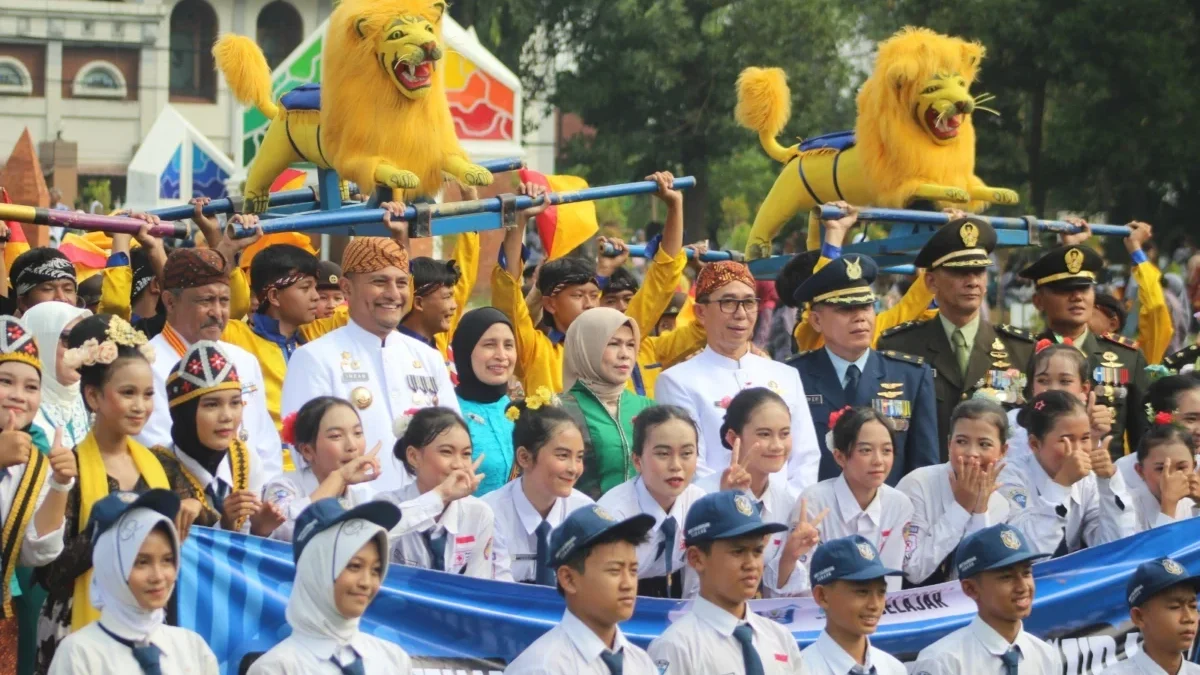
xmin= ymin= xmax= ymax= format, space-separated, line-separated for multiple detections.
xmin=137 ymin=247 xmax=283 ymax=482
xmin=656 ymin=261 xmax=819 ymax=493
xmin=281 ymin=236 xmax=458 ymax=494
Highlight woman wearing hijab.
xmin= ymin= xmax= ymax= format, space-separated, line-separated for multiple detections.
xmin=24 ymin=302 xmax=92 ymax=447
xmin=560 ymin=307 xmax=655 ymax=499
xmin=451 ymin=308 xmax=517 ymax=496
xmin=248 ymin=498 xmax=411 ymax=674
xmin=47 ymin=489 xmax=218 ymax=674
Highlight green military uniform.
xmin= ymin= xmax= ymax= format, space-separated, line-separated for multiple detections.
xmin=878 ymin=318 xmax=1034 ymax=461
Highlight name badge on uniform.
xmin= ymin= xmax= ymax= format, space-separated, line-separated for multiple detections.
xmin=342 ymin=371 xmax=369 ymax=383
xmin=807 ymin=394 xmax=823 ymax=405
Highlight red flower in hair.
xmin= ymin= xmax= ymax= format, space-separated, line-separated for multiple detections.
xmin=280 ymin=412 xmax=298 ymax=446
xmin=403 ymin=407 xmax=420 ymax=417
xmin=1035 ymin=339 xmax=1053 ymax=353
xmin=827 ymin=405 xmax=852 ymax=429
xmin=1034 ymin=400 xmax=1046 ymax=411
xmin=1155 ymin=411 xmax=1175 ymax=426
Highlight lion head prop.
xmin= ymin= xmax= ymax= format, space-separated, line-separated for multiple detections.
xmin=213 ymin=0 xmax=492 ymax=213
xmin=734 ymin=27 xmax=1018 ymax=259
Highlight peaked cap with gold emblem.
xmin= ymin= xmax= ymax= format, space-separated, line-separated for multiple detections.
xmin=913 ymin=217 xmax=997 ymax=269
xmin=1019 ymin=244 xmax=1105 ymax=289
xmin=792 ymin=253 xmax=878 ymax=306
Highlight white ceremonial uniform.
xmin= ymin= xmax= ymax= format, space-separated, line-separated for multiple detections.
xmin=1114 ymin=454 xmax=1198 ymax=533
xmin=383 ymin=483 xmax=495 ymax=578
xmin=166 ymin=445 xmax=267 ymax=533
xmin=800 ymin=629 xmax=906 ymax=675
xmin=262 ymin=467 xmax=378 ymax=541
xmin=998 ymin=450 xmax=1137 ymax=556
xmin=1098 ymin=649 xmax=1200 ymax=674
xmin=655 ymin=346 xmax=820 ymax=494
xmin=908 ymin=616 xmax=1062 ymax=675
xmin=504 ymin=609 xmax=658 ymax=674
xmin=280 ymin=319 xmax=459 ymax=494
xmin=0 ymin=462 xmax=63 ymax=566
xmin=140 ymin=333 xmax=283 ymax=482
xmin=598 ymin=477 xmax=705 ymax=596
xmin=695 ymin=472 xmax=809 ymax=598
xmin=247 ymin=632 xmax=413 ymax=675
xmin=481 ymin=477 xmax=593 ymax=583
xmin=48 ymin=622 xmax=218 ymax=675
xmin=897 ymin=462 xmax=1011 ymax=585
xmin=795 ymin=475 xmax=913 ymax=592
xmin=646 ymin=596 xmax=804 ymax=675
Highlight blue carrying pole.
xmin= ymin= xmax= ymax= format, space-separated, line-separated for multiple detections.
xmin=611 ymin=244 xmax=917 ymax=276
xmin=814 ymin=205 xmax=1131 ymax=238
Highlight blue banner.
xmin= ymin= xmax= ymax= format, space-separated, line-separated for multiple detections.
xmin=179 ymin=518 xmax=1200 ymax=674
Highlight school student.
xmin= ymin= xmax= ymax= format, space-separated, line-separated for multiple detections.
xmin=248 ymin=498 xmax=412 ymax=674
xmin=1006 ymin=342 xmax=1114 ymax=463
xmin=1122 ymin=423 xmax=1199 ymax=533
xmin=47 ymin=490 xmax=218 ymax=675
xmin=801 ymin=535 xmax=906 ymax=675
xmin=646 ymin=490 xmax=804 ymax=674
xmin=503 ymin=504 xmax=658 ymax=674
xmin=1102 ymin=557 xmax=1200 ymax=674
xmin=908 ymin=524 xmax=1062 ymax=674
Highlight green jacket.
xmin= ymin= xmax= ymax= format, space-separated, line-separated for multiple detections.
xmin=561 ymin=382 xmax=655 ymax=499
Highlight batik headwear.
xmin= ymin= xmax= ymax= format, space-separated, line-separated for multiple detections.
xmin=162 ymin=248 xmax=229 ymax=290
xmin=695 ymin=260 xmax=756 ymax=300
xmin=12 ymin=248 xmax=76 ymax=297
xmin=166 ymin=340 xmax=241 ymax=407
xmin=341 ymin=237 xmax=409 ymax=275
xmin=130 ymin=247 xmax=155 ymax=300
xmin=0 ymin=315 xmax=42 ymax=374
xmin=562 ymin=307 xmax=640 ymax=406
xmin=452 ymin=307 xmax=514 ymax=404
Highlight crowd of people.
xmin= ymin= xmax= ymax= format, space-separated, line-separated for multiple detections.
xmin=0 ymin=169 xmax=1198 ymax=674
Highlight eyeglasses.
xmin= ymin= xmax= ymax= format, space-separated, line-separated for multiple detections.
xmin=701 ymin=298 xmax=759 ymax=315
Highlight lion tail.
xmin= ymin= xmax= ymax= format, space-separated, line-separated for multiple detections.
xmin=735 ymin=67 xmax=798 ymax=164
xmin=213 ymin=34 xmax=279 ymax=119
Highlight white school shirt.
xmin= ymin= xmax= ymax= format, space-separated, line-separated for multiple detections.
xmin=597 ymin=477 xmax=704 ymax=585
xmin=280 ymin=319 xmax=459 ymax=494
xmin=695 ymin=471 xmax=809 ymax=598
xmin=47 ymin=622 xmax=219 ymax=675
xmin=504 ymin=609 xmax=659 ymax=674
xmin=166 ymin=445 xmax=267 ymax=534
xmin=1006 ymin=407 xmax=1032 ymax=463
xmin=655 ymin=346 xmax=820 ymax=494
xmin=908 ymin=616 xmax=1062 ymax=675
xmin=481 ymin=477 xmax=594 ymax=583
xmin=795 ymin=475 xmax=913 ymax=593
xmin=800 ymin=629 xmax=906 ymax=675
xmin=139 ymin=332 xmax=283 ymax=482
xmin=263 ymin=467 xmax=378 ymax=541
xmin=247 ymin=631 xmax=412 ymax=675
xmin=383 ymin=482 xmax=495 ymax=579
xmin=0 ymin=461 xmax=63 ymax=567
xmin=646 ymin=596 xmax=804 ymax=675
xmin=998 ymin=450 xmax=1137 ymax=556
xmin=1114 ymin=454 xmax=1198 ymax=533
xmin=1098 ymin=649 xmax=1200 ymax=674
xmin=896 ymin=462 xmax=1010 ymax=585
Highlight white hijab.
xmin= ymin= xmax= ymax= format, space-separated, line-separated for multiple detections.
xmin=287 ymin=519 xmax=391 ymax=647
xmin=24 ymin=301 xmax=91 ymax=440
xmin=90 ymin=507 xmax=179 ymax=641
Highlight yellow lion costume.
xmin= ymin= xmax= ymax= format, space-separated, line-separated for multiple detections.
xmin=735 ymin=27 xmax=1018 ymax=259
xmin=213 ymin=0 xmax=492 ymax=213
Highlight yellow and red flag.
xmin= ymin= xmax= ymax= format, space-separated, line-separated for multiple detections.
xmin=516 ymin=169 xmax=597 ymax=260
xmin=0 ymin=188 xmax=31 ymax=285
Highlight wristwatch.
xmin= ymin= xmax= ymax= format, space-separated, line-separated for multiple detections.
xmin=49 ymin=476 xmax=76 ymax=493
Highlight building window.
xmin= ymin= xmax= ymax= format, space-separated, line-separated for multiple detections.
xmin=0 ymin=56 xmax=32 ymax=96
xmin=169 ymin=0 xmax=217 ymax=101
xmin=72 ymin=60 xmax=127 ymax=99
xmin=256 ymin=1 xmax=303 ymax=70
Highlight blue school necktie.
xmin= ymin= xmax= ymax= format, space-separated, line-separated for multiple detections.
xmin=1000 ymin=646 xmax=1021 ymax=675
xmin=98 ymin=624 xmax=163 ymax=675
xmin=732 ymin=624 xmax=765 ymax=675
xmin=600 ymin=648 xmax=624 ymax=675
xmin=534 ymin=520 xmax=555 ymax=586
xmin=331 ymin=651 xmax=366 ymax=675
xmin=422 ymin=529 xmax=447 ymax=571
xmin=658 ymin=516 xmax=677 ymax=578
xmin=849 ymin=666 xmax=878 ymax=675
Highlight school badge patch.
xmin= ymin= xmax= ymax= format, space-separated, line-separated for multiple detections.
xmin=857 ymin=542 xmax=875 ymax=560
xmin=1000 ymin=529 xmax=1021 ymax=550
xmin=1164 ymin=559 xmax=1185 ymax=576
xmin=734 ymin=494 xmax=754 ymax=516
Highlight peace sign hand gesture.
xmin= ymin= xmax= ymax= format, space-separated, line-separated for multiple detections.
xmin=340 ymin=442 xmax=383 ymax=485
xmin=435 ymin=455 xmax=487 ymax=504
xmin=720 ymin=437 xmax=753 ymax=493
xmin=782 ymin=498 xmax=828 ymax=566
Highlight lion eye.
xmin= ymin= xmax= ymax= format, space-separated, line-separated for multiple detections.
xmin=389 ymin=31 xmax=403 ymax=40
xmin=922 ymin=85 xmax=939 ymax=94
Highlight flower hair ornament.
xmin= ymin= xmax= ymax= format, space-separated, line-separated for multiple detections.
xmin=505 ymin=386 xmax=561 ymax=422
xmin=824 ymin=406 xmax=852 ymax=450
xmin=1035 ymin=338 xmax=1054 ymax=354
xmin=1033 ymin=400 xmax=1046 ymax=411
xmin=61 ymin=316 xmax=155 ymax=370
xmin=1146 ymin=402 xmax=1178 ymax=427
xmin=392 ymin=408 xmax=421 ymax=438
xmin=280 ymin=412 xmax=298 ymax=446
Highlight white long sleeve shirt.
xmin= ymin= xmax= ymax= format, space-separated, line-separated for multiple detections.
xmin=646 ymin=596 xmax=804 ymax=675
xmin=247 ymin=632 xmax=412 ymax=675
xmin=481 ymin=477 xmax=593 ymax=583
xmin=504 ymin=610 xmax=659 ymax=674
xmin=1114 ymin=453 xmax=1198 ymax=533
xmin=48 ymin=623 xmax=219 ymax=675
xmin=897 ymin=462 xmax=1010 ymax=585
xmin=263 ymin=467 xmax=378 ymax=541
xmin=909 ymin=616 xmax=1062 ymax=674
xmin=382 ymin=483 xmax=495 ymax=579
xmin=998 ymin=450 xmax=1137 ymax=557
xmin=655 ymin=346 xmax=820 ymax=494
xmin=164 ymin=444 xmax=267 ymax=534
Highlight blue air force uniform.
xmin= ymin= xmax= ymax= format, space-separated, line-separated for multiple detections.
xmin=787 ymin=254 xmax=939 ymax=485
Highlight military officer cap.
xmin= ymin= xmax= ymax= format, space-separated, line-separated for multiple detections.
xmin=913 ymin=217 xmax=997 ymax=269
xmin=792 ymin=254 xmax=877 ymax=307
xmin=1019 ymin=244 xmax=1105 ymax=289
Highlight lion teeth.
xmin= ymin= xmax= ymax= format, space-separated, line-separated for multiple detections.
xmin=406 ymin=64 xmax=417 ymax=77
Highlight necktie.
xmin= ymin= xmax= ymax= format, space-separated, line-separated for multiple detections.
xmin=98 ymin=624 xmax=163 ymax=675
xmin=849 ymin=666 xmax=878 ymax=675
xmin=657 ymin=516 xmax=677 ymax=578
xmin=331 ymin=651 xmax=366 ymax=675
xmin=952 ymin=329 xmax=970 ymax=376
xmin=843 ymin=363 xmax=861 ymax=405
xmin=1053 ymin=505 xmax=1070 ymax=558
xmin=423 ymin=528 xmax=447 ymax=571
xmin=207 ymin=480 xmax=228 ymax=515
xmin=732 ymin=624 xmax=765 ymax=675
xmin=600 ymin=649 xmax=624 ymax=675
xmin=534 ymin=520 xmax=555 ymax=586
xmin=1000 ymin=645 xmax=1022 ymax=675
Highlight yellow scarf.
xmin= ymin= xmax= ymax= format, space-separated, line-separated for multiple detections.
xmin=71 ymin=431 xmax=169 ymax=631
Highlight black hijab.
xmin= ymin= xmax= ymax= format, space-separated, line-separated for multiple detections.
xmin=170 ymin=397 xmax=228 ymax=477
xmin=452 ymin=307 xmax=513 ymax=404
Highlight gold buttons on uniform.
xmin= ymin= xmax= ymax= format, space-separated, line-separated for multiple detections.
xmin=350 ymin=386 xmax=373 ymax=409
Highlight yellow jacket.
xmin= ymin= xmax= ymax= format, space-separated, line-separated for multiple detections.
xmin=624 ymin=246 xmax=706 ymax=397
xmin=793 ymin=262 xmax=935 ymax=352
xmin=1131 ymin=260 xmax=1172 ymax=364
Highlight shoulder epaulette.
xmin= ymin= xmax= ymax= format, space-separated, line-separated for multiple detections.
xmin=784 ymin=349 xmax=816 ymax=366
xmin=1164 ymin=344 xmax=1200 ymax=370
xmin=1099 ymin=332 xmax=1139 ymax=350
xmin=995 ymin=324 xmax=1035 ymax=342
xmin=879 ymin=350 xmax=926 ymax=366
xmin=879 ymin=319 xmax=929 ymax=339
